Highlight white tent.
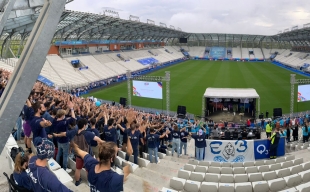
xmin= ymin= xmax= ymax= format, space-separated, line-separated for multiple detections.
xmin=202 ymin=88 xmax=260 ymax=118
xmin=203 ymin=88 xmax=260 ymax=99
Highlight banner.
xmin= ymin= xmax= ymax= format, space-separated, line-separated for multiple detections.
xmin=37 ymin=75 xmax=54 ymax=87
xmin=254 ymin=137 xmax=285 ymax=160
xmin=206 ymin=140 xmax=255 ymax=162
xmin=79 ymin=66 xmax=89 ymax=70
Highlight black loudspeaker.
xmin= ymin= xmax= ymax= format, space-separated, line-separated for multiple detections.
xmin=119 ymin=97 xmax=127 ymax=106
xmin=273 ymin=108 xmax=282 ymax=117
xmin=177 ymin=105 xmax=186 ymax=117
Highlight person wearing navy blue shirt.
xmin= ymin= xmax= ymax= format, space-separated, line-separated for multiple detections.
xmin=87 ymin=118 xmax=100 ymax=159
xmin=171 ymin=125 xmax=181 ymax=157
xmin=53 ymin=118 xmax=104 ymax=186
xmin=70 ymin=141 xmax=130 ymax=192
xmin=104 ymin=113 xmax=117 ymax=144
xmin=146 ymin=128 xmax=167 ymax=163
xmin=180 ymin=128 xmax=189 ymax=155
xmin=30 ymin=101 xmax=52 ymax=143
xmin=125 ymin=123 xmax=143 ymax=164
xmin=13 ymin=151 xmax=33 ymax=191
xmin=28 ymin=137 xmax=72 ymax=192
xmin=53 ymin=105 xmax=75 ymax=174
xmin=190 ymin=129 xmax=207 ymax=161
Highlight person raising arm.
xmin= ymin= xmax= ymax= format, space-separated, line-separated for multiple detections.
xmin=70 ymin=141 xmax=130 ymax=192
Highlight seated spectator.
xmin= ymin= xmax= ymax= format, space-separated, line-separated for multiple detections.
xmin=28 ymin=137 xmax=72 ymax=192
xmin=13 ymin=151 xmax=33 ymax=191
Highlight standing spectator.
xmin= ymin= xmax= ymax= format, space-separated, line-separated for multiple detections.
xmin=205 ymin=124 xmax=210 ymax=139
xmin=53 ymin=118 xmax=104 ymax=186
xmin=190 ymin=129 xmax=207 ymax=161
xmin=180 ymin=128 xmax=189 ymax=156
xmin=88 ymin=118 xmax=100 ymax=159
xmin=125 ymin=123 xmax=143 ymax=165
xmin=286 ymin=127 xmax=291 ymax=143
xmin=70 ymin=141 xmax=130 ymax=192
xmin=293 ymin=124 xmax=299 ymax=141
xmin=302 ymin=125 xmax=308 ymax=143
xmin=54 ymin=104 xmax=75 ymax=173
xmin=24 ymin=99 xmax=34 ymax=153
xmin=28 ymin=137 xmax=72 ymax=192
xmin=268 ymin=128 xmax=280 ymax=159
xmin=13 ymin=151 xmax=33 ymax=191
xmin=171 ymin=125 xmax=181 ymax=157
xmin=146 ymin=127 xmax=166 ymax=163
xmin=266 ymin=111 xmax=269 ymax=118
xmin=103 ymin=113 xmax=117 ymax=144
xmin=30 ymin=101 xmax=52 ymax=143
xmin=266 ymin=122 xmax=272 ymax=138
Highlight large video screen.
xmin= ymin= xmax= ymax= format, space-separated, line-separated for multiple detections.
xmin=298 ymin=84 xmax=310 ymax=102
xmin=133 ymin=81 xmax=163 ymax=99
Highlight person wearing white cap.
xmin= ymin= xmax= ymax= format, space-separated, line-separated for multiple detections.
xmin=190 ymin=128 xmax=207 ymax=161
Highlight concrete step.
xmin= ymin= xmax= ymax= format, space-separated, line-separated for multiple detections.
xmin=146 ymin=163 xmax=178 ymax=177
xmin=133 ymin=168 xmax=171 ymax=189
xmin=124 ymin=174 xmax=161 ymax=192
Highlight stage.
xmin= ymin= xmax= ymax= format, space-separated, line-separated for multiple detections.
xmin=206 ymin=110 xmax=253 ymax=124
xmin=202 ymin=88 xmax=260 ymax=121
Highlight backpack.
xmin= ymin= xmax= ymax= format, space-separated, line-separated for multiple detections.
xmin=73 ymin=130 xmax=89 ymax=157
xmin=10 ymin=147 xmax=24 ymax=163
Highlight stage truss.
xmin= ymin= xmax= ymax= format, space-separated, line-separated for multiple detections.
xmin=290 ymin=74 xmax=310 ymax=117
xmin=126 ymin=70 xmax=171 ymax=115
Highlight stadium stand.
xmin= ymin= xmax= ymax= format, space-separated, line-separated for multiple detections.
xmin=241 ymin=48 xmax=250 ymax=59
xmin=253 ymin=48 xmax=264 ymax=59
xmin=232 ymin=47 xmax=242 ymax=59
xmin=262 ymin=48 xmax=271 ymax=59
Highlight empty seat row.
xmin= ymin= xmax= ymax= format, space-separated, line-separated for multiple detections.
xmin=178 ymin=168 xmax=310 ymax=183
xmin=187 ymin=156 xmax=295 ymax=167
xmin=170 ymin=175 xmax=310 ymax=192
xmin=184 ymin=159 xmax=305 ymax=174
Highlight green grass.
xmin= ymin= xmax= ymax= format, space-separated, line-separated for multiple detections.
xmin=86 ymin=60 xmax=310 ymax=115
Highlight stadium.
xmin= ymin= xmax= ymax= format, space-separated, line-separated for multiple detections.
xmin=0 ymin=0 xmax=310 ymax=192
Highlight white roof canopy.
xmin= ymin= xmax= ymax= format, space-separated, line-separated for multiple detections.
xmin=203 ymin=88 xmax=260 ymax=99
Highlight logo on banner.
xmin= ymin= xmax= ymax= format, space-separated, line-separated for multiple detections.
xmin=144 ymin=83 xmax=149 ymax=86
xmin=222 ymin=142 xmax=235 ymax=160
xmin=256 ymin=144 xmax=268 ymax=155
xmin=209 ymin=140 xmax=250 ymax=162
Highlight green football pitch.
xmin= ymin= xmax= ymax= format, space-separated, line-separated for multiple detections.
xmin=86 ymin=60 xmax=310 ymax=115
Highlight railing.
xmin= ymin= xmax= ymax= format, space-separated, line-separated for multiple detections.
xmin=93 ymin=99 xmax=195 ymax=118
xmin=0 ymin=58 xmax=17 ymax=67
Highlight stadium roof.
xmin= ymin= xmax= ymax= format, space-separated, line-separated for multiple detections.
xmin=1 ymin=9 xmax=187 ymax=41
xmin=271 ymin=27 xmax=310 ymax=46
xmin=189 ymin=33 xmax=277 ymax=43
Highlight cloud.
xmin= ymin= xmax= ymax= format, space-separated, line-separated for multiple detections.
xmin=66 ymin=0 xmax=310 ymax=35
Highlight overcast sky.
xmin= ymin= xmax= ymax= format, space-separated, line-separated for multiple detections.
xmin=66 ymin=0 xmax=310 ymax=36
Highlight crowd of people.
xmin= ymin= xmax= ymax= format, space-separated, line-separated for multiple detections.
xmin=263 ymin=116 xmax=310 ymax=143
xmin=6 ymin=76 xmax=206 ymax=191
